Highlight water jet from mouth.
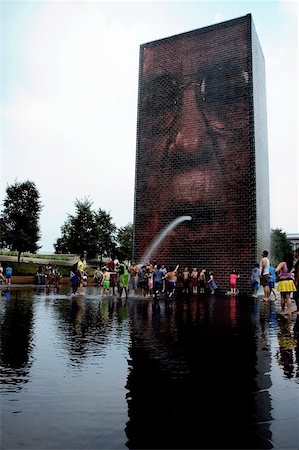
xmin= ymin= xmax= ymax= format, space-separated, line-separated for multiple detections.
xmin=139 ymin=215 xmax=192 ymax=267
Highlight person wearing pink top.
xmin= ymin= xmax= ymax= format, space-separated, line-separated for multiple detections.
xmin=276 ymin=252 xmax=297 ymax=315
xmin=229 ymin=269 xmax=240 ymax=295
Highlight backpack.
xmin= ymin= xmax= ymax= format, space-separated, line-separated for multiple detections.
xmin=71 ymin=261 xmax=79 ymax=274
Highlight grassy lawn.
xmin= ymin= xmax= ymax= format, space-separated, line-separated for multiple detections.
xmin=0 ymin=253 xmax=95 ymax=277
xmin=0 ymin=251 xmax=76 ymax=262
xmin=3 ymin=262 xmax=71 ymax=276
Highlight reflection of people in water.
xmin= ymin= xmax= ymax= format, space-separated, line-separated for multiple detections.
xmin=293 ymin=314 xmax=299 ymax=372
xmin=276 ymin=316 xmax=297 ymax=379
xmin=71 ymin=295 xmax=84 ymax=335
xmin=134 ymin=17 xmax=254 ymax=274
xmin=2 ymin=287 xmax=11 ymax=301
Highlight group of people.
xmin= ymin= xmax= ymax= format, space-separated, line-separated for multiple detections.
xmin=90 ymin=257 xmax=130 ymax=299
xmin=71 ymin=255 xmax=130 ymax=299
xmin=91 ymin=260 xmax=220 ymax=299
xmin=93 ymin=249 xmax=299 ymax=309
xmin=36 ymin=263 xmax=62 ymax=286
xmin=0 ymin=263 xmax=13 ymax=284
xmin=70 ymin=254 xmax=88 ymax=294
xmin=251 ymin=249 xmax=299 ymax=315
xmin=91 ymin=259 xmax=232 ymax=299
xmin=2 ymin=246 xmax=298 ymax=311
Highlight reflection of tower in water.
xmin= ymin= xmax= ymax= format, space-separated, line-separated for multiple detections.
xmin=1 ymin=290 xmax=35 ymax=392
xmin=125 ymin=296 xmax=273 ymax=449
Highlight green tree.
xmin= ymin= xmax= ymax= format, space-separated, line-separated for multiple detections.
xmin=0 ymin=219 xmax=6 ymax=248
xmin=270 ymin=228 xmax=292 ymax=267
xmin=116 ymin=223 xmax=133 ymax=261
xmin=94 ymin=209 xmax=117 ymax=261
xmin=54 ymin=198 xmax=117 ymax=260
xmin=0 ymin=180 xmax=42 ymax=265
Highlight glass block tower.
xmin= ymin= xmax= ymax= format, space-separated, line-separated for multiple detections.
xmin=133 ymin=14 xmax=270 ymax=294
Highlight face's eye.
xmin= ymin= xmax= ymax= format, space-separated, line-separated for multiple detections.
xmin=141 ymin=74 xmax=180 ymax=116
xmin=197 ymin=62 xmax=249 ymax=107
xmin=196 ymin=62 xmax=250 ymax=129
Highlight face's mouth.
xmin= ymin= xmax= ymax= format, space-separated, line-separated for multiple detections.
xmin=171 ymin=169 xmax=216 ymax=203
xmin=167 ymin=145 xmax=218 ymax=171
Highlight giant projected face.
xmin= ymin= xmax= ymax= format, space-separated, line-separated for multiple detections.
xmin=136 ymin=21 xmax=251 ymax=264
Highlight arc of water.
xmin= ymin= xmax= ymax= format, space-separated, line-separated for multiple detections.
xmin=139 ymin=215 xmax=192 ymax=267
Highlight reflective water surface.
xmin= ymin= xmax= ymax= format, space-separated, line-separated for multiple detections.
xmin=1 ymin=286 xmax=298 ymax=449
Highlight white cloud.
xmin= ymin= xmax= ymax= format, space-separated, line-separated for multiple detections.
xmin=278 ymin=0 xmax=298 ymax=19
xmin=213 ymin=11 xmax=224 ymax=24
xmin=1 ymin=3 xmax=141 ymax=250
xmin=1 ymin=1 xmax=298 ymax=250
xmin=261 ymin=2 xmax=298 ymax=232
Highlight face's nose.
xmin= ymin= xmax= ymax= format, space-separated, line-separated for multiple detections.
xmin=172 ymin=83 xmax=209 ymax=153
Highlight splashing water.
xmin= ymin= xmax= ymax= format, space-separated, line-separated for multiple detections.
xmin=139 ymin=215 xmax=192 ymax=267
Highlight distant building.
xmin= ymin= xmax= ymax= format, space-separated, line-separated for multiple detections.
xmin=287 ymin=233 xmax=299 ymax=251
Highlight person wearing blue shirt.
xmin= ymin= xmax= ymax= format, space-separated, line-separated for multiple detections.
xmin=153 ymin=264 xmax=164 ymax=296
xmin=251 ymin=264 xmax=260 ymax=298
xmin=5 ymin=266 xmax=13 ymax=284
xmin=268 ymin=263 xmax=278 ymax=301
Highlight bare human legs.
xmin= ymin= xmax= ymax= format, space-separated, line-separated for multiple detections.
xmin=262 ymin=284 xmax=270 ymax=302
xmin=280 ymin=292 xmax=292 ymax=315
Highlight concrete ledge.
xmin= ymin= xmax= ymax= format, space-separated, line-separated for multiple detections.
xmin=2 ymin=276 xmax=96 ymax=286
xmin=6 ymin=276 xmax=36 ymax=284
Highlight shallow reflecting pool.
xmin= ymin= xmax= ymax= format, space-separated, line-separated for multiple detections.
xmin=1 ymin=286 xmax=298 ymax=449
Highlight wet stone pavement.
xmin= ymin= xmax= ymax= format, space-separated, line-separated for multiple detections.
xmin=1 ymin=285 xmax=298 ymax=450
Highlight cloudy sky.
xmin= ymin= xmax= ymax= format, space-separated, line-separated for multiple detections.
xmin=1 ymin=0 xmax=298 ymax=252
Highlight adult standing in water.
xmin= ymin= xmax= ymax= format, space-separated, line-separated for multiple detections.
xmin=259 ymin=250 xmax=270 ymax=301
xmin=293 ymin=248 xmax=299 ymax=314
xmin=276 ymin=252 xmax=297 ymax=315
xmin=117 ymin=257 xmax=129 ymax=299
xmin=128 ymin=261 xmax=139 ymax=292
xmin=77 ymin=254 xmax=86 ymax=294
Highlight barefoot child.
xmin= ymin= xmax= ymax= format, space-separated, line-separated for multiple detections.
xmin=199 ymin=269 xmax=207 ymax=294
xmin=207 ymin=271 xmax=217 ymax=294
xmin=191 ymin=267 xmax=199 ymax=294
xmin=101 ymin=268 xmax=111 ymax=295
xmin=230 ymin=269 xmax=240 ymax=295
xmin=251 ymin=264 xmax=260 ymax=298
xmin=165 ymin=265 xmax=179 ymax=298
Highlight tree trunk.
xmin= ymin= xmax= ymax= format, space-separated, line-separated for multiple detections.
xmin=17 ymin=250 xmax=21 ymax=268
